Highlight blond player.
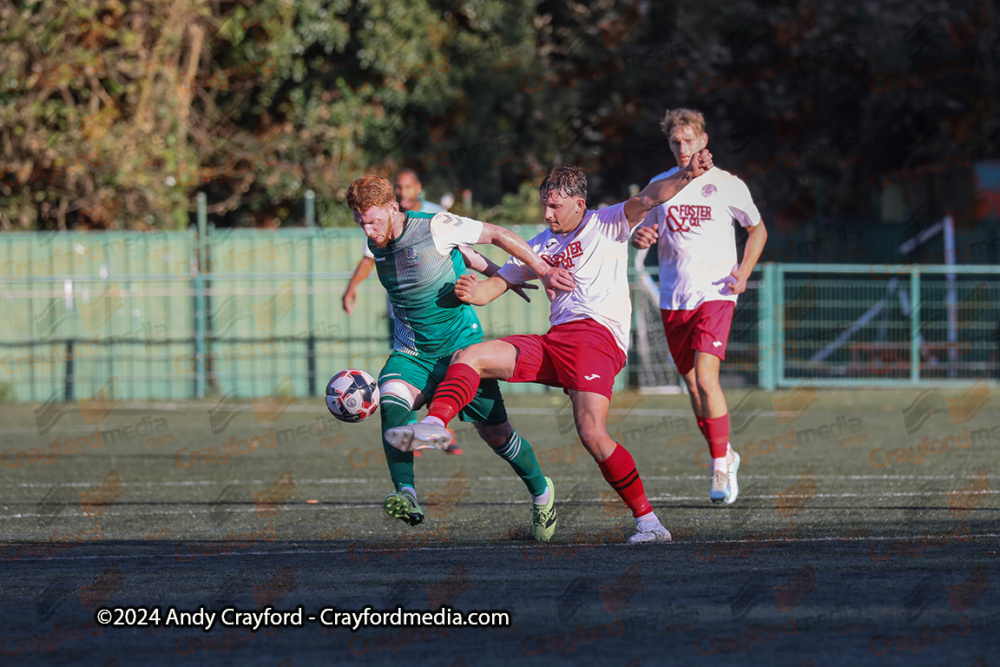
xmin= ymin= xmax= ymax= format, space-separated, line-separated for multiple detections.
xmin=386 ymin=151 xmax=713 ymax=544
xmin=633 ymin=108 xmax=768 ymax=505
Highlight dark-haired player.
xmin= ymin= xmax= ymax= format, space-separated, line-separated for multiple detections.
xmin=387 ymin=151 xmax=713 ymax=543
xmin=345 ymin=175 xmax=574 ymax=541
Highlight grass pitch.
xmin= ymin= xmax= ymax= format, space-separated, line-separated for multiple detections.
xmin=0 ymin=388 xmax=996 ymax=666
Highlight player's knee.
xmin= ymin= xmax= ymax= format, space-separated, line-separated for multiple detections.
xmin=452 ymin=344 xmax=490 ymax=371
xmin=474 ymin=421 xmax=512 ymax=448
xmin=695 ymin=373 xmax=720 ymax=399
xmin=451 ymin=347 xmax=476 ymax=367
xmin=577 ymin=424 xmax=610 ymax=455
xmin=379 ymin=380 xmax=414 ymax=408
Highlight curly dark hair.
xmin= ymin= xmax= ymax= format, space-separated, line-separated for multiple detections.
xmin=539 ymin=164 xmax=587 ymax=202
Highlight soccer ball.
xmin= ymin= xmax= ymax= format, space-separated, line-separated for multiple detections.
xmin=325 ymin=369 xmax=380 ymax=423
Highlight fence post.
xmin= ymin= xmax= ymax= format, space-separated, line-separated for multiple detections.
xmin=759 ymin=263 xmax=777 ymax=390
xmin=775 ymin=265 xmax=786 ymax=388
xmin=305 ymin=191 xmax=317 ymax=394
xmin=308 ymin=229 xmax=318 ymax=395
xmin=910 ymin=268 xmax=921 ymax=383
xmin=195 ymin=193 xmax=207 ymax=399
xmin=305 ymin=190 xmax=315 ymax=228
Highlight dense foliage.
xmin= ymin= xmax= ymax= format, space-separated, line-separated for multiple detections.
xmin=1 ymin=0 xmax=997 ymax=232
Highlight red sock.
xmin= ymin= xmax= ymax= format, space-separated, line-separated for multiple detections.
xmin=704 ymin=414 xmax=730 ymax=459
xmin=427 ymin=363 xmax=481 ymax=425
xmin=697 ymin=417 xmax=710 ymax=443
xmin=598 ymin=444 xmax=652 ymax=518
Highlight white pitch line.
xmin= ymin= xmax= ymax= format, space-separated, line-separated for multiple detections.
xmin=2 ymin=490 xmax=993 ymax=521
xmin=0 ymin=474 xmax=992 ymax=490
xmin=6 ymin=532 xmax=1000 ymax=563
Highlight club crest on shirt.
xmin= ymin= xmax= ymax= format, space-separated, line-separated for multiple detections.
xmin=405 ymin=248 xmax=420 ymax=265
xmin=701 ymin=184 xmax=717 ymax=198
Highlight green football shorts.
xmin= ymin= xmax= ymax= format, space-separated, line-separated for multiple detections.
xmin=378 ymin=351 xmax=508 ymax=425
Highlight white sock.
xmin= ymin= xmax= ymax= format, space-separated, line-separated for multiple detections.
xmin=531 ymin=487 xmax=551 ymax=505
xmin=421 ymin=416 xmax=445 ymax=427
xmin=713 ymin=444 xmax=733 ymax=473
xmin=636 ymin=511 xmax=661 ymax=531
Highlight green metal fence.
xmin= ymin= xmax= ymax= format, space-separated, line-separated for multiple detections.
xmin=0 ymin=224 xmax=561 ymax=403
xmin=760 ymin=263 xmax=1000 ymax=388
xmin=4 ymin=225 xmax=998 ymax=404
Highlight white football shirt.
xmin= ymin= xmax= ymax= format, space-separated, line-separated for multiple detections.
xmin=497 ymin=202 xmax=632 ymax=353
xmin=641 ymin=167 xmax=761 ymax=310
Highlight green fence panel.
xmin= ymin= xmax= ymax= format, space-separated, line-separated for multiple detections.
xmin=770 ymin=264 xmax=1000 ymax=387
xmin=1 ymin=231 xmax=196 ymax=402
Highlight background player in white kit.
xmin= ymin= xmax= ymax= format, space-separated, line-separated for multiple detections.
xmin=632 ymin=108 xmax=768 ymax=505
xmin=386 ymin=152 xmax=713 ymax=544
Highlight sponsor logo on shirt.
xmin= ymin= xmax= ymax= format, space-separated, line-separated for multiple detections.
xmin=542 ymin=241 xmax=584 ymax=269
xmin=665 ymin=204 xmax=712 ymax=232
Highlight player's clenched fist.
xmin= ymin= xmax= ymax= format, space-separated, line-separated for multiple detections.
xmin=686 ymin=148 xmax=713 ymax=177
xmin=455 ymin=274 xmax=479 ymax=302
xmin=632 ymin=222 xmax=659 ymax=250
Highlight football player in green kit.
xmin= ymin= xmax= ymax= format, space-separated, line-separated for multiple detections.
xmin=345 ymin=175 xmax=575 ymax=541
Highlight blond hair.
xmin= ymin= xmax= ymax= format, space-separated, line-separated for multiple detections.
xmin=660 ymin=108 xmax=706 ymax=137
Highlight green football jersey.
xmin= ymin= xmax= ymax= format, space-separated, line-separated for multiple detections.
xmin=369 ymin=211 xmax=485 ymax=358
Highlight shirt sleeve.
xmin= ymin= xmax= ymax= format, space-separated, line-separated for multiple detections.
xmin=727 ymin=179 xmax=762 ymax=228
xmin=429 ymin=212 xmax=484 ymax=256
xmin=362 ymin=243 xmax=374 ymax=259
xmin=594 ymin=201 xmax=631 ymax=242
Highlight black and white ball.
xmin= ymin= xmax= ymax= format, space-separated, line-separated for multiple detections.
xmin=325 ymin=369 xmax=379 ymax=423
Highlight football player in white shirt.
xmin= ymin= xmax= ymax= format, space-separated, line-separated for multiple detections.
xmin=632 ymin=108 xmax=768 ymax=506
xmin=386 ymin=151 xmax=714 ymax=544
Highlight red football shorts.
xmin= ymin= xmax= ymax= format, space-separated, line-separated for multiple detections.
xmin=500 ymin=318 xmax=626 ymax=399
xmin=661 ymin=301 xmax=735 ymax=375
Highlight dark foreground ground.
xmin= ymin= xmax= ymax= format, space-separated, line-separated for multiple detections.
xmin=1 ymin=389 xmax=996 ymax=666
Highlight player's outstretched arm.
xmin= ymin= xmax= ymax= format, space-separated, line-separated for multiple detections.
xmin=342 ymin=255 xmax=375 ymax=314
xmin=622 ymin=148 xmax=714 ymax=228
xmin=458 ymin=246 xmax=537 ymax=303
xmin=454 ymin=274 xmax=510 ymax=306
xmin=476 ymin=223 xmax=575 ymax=294
xmin=724 ymin=219 xmax=768 ymax=295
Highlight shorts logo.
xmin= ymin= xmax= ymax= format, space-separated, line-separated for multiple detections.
xmin=584 ymin=374 xmax=601 ymax=381
xmin=712 ymin=341 xmax=722 ymax=347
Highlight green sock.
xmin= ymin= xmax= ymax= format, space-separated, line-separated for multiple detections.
xmin=494 ymin=430 xmax=547 ymax=497
xmin=380 ymin=394 xmax=415 ymax=491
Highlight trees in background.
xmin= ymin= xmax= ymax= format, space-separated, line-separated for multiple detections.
xmin=1 ymin=0 xmax=996 ymax=232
